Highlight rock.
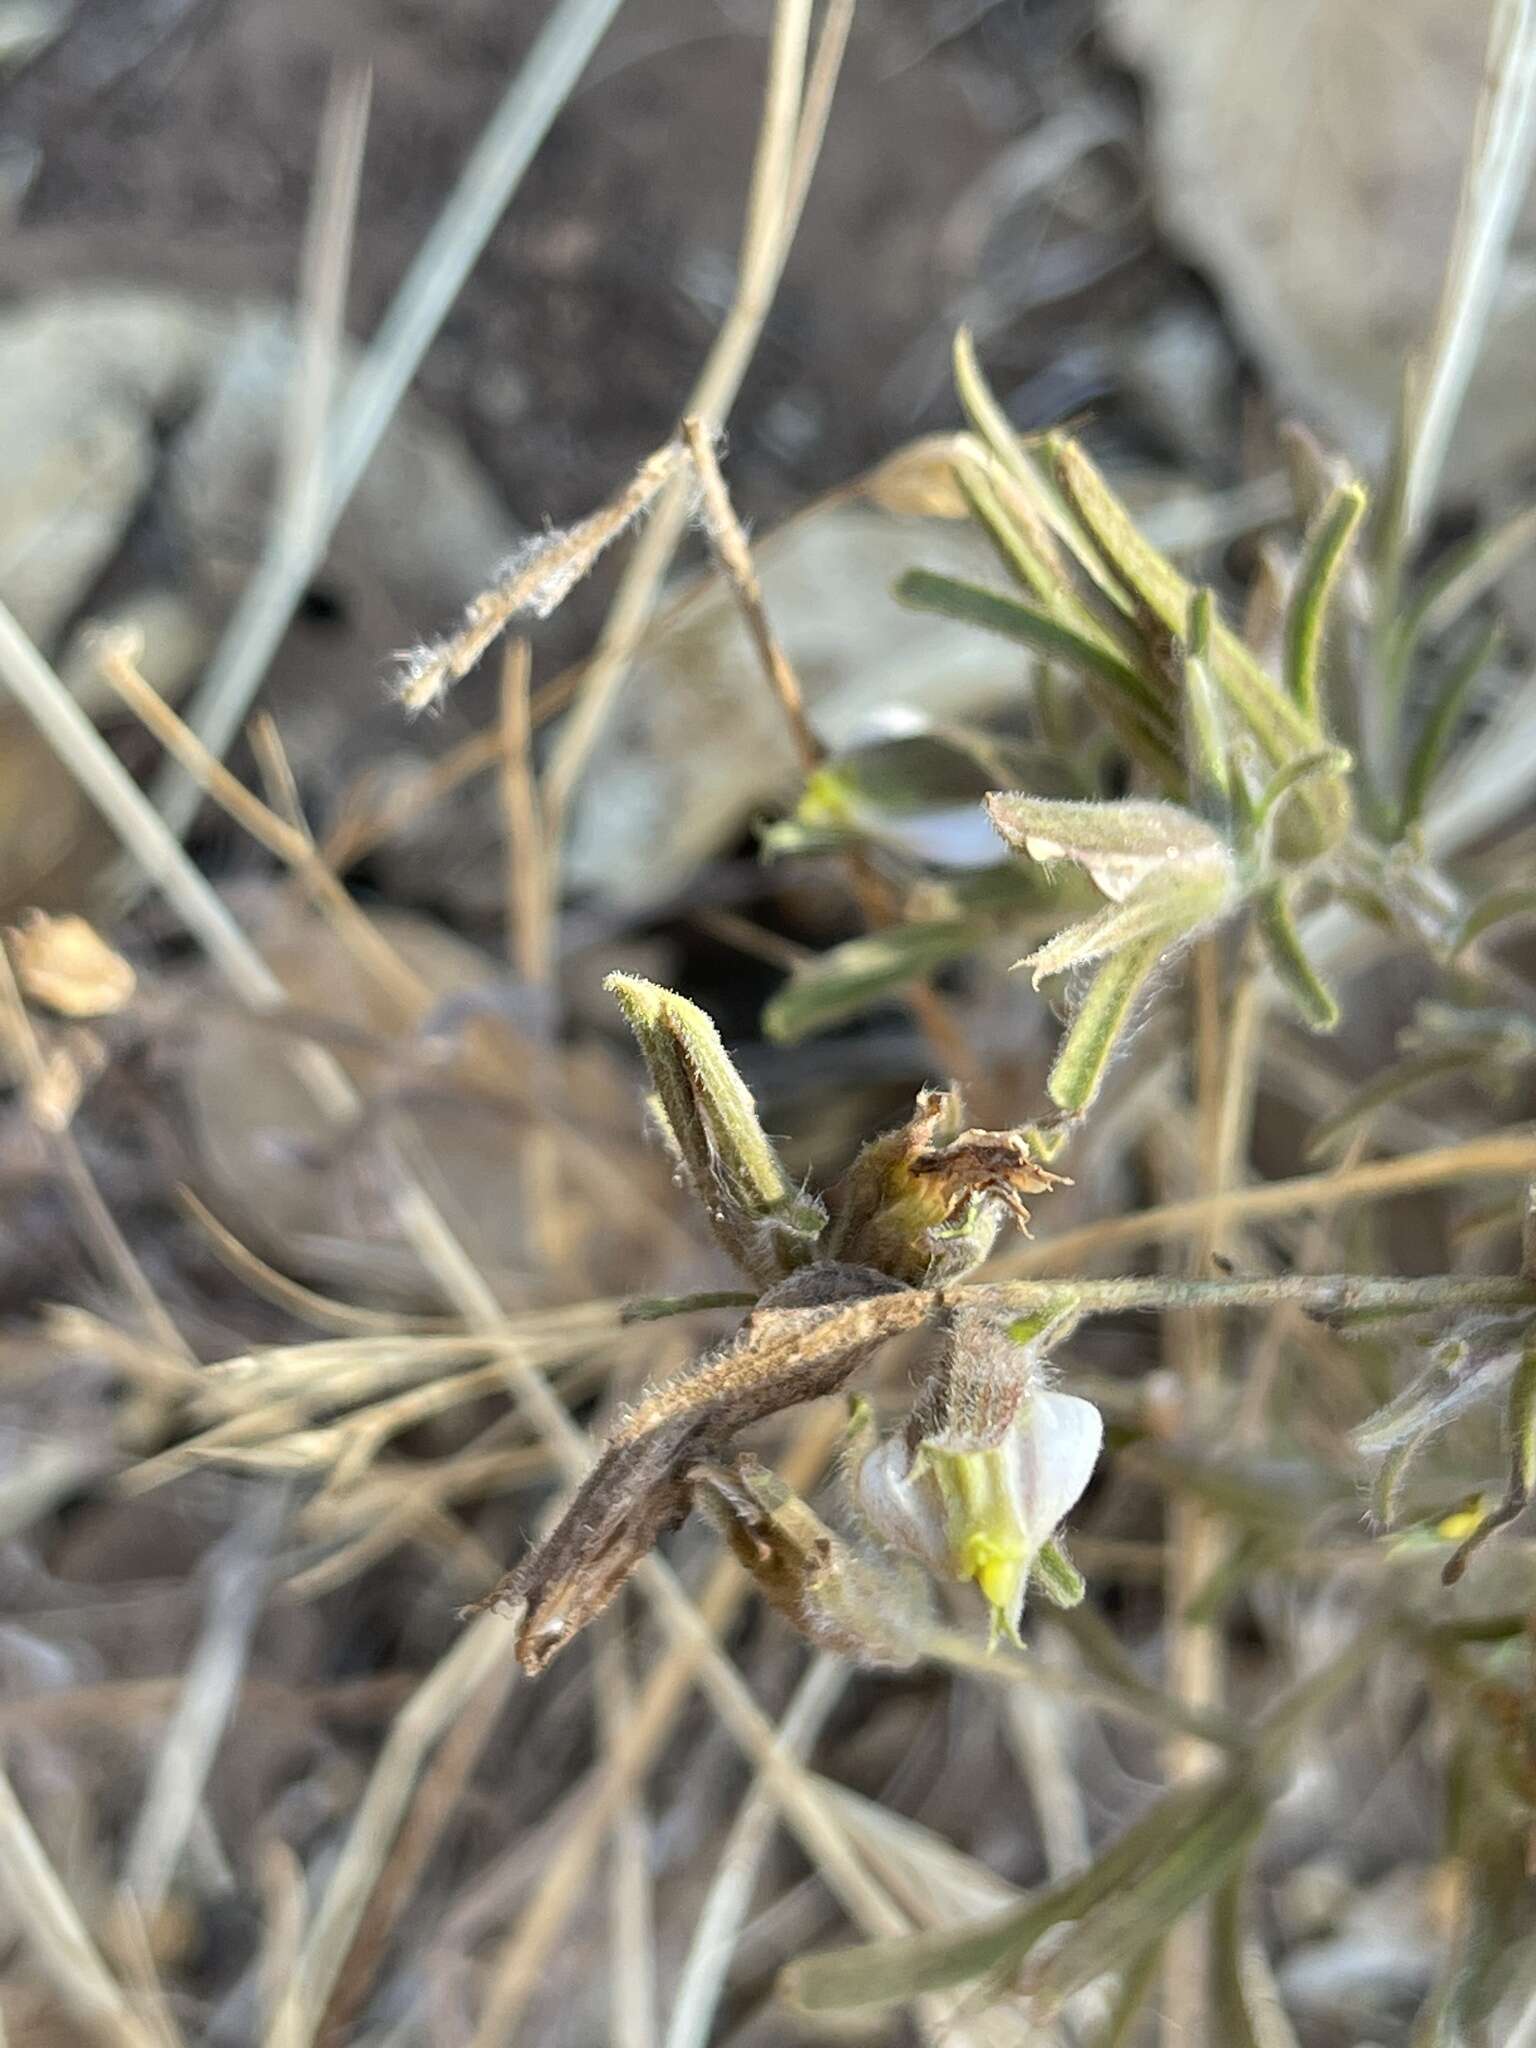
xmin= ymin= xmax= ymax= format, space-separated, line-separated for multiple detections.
xmin=0 ymin=286 xmax=514 ymax=678
xmin=1103 ymin=0 xmax=1536 ymax=488
xmin=0 ymin=291 xmax=224 ymax=650
xmin=563 ymin=487 xmax=1023 ymax=913
xmin=165 ymin=309 xmax=518 ymax=621
xmin=0 ymin=0 xmax=71 ymax=75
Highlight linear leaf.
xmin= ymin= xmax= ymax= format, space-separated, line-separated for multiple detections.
xmin=1401 ymin=618 xmax=1501 ymax=830
xmin=1454 ymin=884 xmax=1536 ymax=957
xmin=762 ymin=921 xmax=986 ymax=1043
xmin=1047 ymin=932 xmax=1167 ymax=1112
xmin=898 ymin=569 xmax=1166 ymax=721
xmin=1283 ymin=482 xmax=1367 ymax=721
xmin=1048 ymin=438 xmax=1352 ymax=854
xmin=1023 ymin=1776 xmax=1271 ymax=2016
xmin=1306 ymin=1048 xmax=1484 ymax=1158
xmin=1256 ymin=884 xmax=1339 ymax=1031
xmin=786 ymin=1773 xmax=1256 ymax=2014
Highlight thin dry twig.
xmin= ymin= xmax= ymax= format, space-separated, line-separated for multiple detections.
xmin=998 ymin=1126 xmax=1536 ymax=1275
xmin=681 ymin=414 xmax=822 ymax=775
xmin=541 ymin=0 xmax=854 ymax=831
xmin=679 ymin=413 xmax=987 ymax=1100
xmin=397 ymin=441 xmax=687 ymax=714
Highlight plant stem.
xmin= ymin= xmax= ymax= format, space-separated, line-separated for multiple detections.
xmin=974 ymin=1274 xmax=1536 ymax=1318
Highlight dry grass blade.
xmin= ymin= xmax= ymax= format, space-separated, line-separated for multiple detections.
xmin=0 ymin=598 xmax=282 ymax=1010
xmin=1396 ymin=0 xmax=1536 ymax=551
xmin=998 ymin=1127 xmax=1536 ymax=1275
xmin=97 ymin=638 xmax=433 ymax=1021
xmin=0 ymin=938 xmax=188 ymax=1363
xmin=151 ymin=0 xmax=628 ymax=842
xmin=276 ymin=61 xmax=372 ymax=549
xmin=121 ymin=1491 xmax=287 ymax=1918
xmin=596 ymin=1614 xmax=659 ymax=2048
xmin=664 ymin=1651 xmax=848 ymax=2048
xmin=0 ymin=1761 xmax=165 ymax=2048
xmin=310 ymin=1654 xmax=518 ymax=2048
xmin=266 ymin=1615 xmax=514 ymax=2048
xmin=176 ymin=1187 xmax=460 ymax=1336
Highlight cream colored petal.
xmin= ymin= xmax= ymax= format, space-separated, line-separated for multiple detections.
xmin=1004 ymin=1390 xmax=1104 ymax=1549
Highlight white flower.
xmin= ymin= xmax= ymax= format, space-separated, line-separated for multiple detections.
xmin=850 ymin=1383 xmax=1102 ymax=1645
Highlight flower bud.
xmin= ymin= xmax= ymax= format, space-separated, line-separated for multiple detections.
xmin=605 ymin=974 xmax=826 ymax=1286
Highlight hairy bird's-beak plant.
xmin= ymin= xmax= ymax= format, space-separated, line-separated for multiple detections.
xmin=470 ymin=312 xmax=1536 ymax=2042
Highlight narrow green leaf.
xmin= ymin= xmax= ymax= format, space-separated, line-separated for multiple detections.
xmin=1047 ymin=932 xmax=1166 ymax=1113
xmin=1086 ymin=1941 xmax=1165 ymax=2048
xmin=621 ymin=1289 xmax=759 ymax=1323
xmin=785 ymin=1772 xmax=1254 ymax=2014
xmin=1256 ymin=884 xmax=1339 ymax=1031
xmin=900 ymin=567 xmax=1184 ymax=785
xmin=1024 ymin=871 xmax=1226 ymax=986
xmin=1283 ymin=482 xmax=1367 ymax=722
xmin=782 ymin=1893 xmax=1066 ymax=2012
xmin=951 ymin=328 xmax=1111 ymax=591
xmin=1454 ymin=885 xmax=1536 ymax=958
xmin=1305 ymin=1048 xmax=1484 ymax=1158
xmin=1183 ymin=587 xmax=1232 ymax=818
xmin=898 ymin=569 xmax=1168 ymax=725
xmin=762 ymin=921 xmax=985 ymax=1043
xmin=1252 ymin=747 xmax=1354 ymax=836
xmin=1048 ymin=438 xmax=1352 ymax=855
xmin=1387 ymin=499 xmax=1536 ymax=691
xmin=952 ymin=451 xmax=1071 ymax=609
xmin=1400 ymin=618 xmax=1501 ymax=830
xmin=1025 ymin=1776 xmax=1271 ymax=2016
xmin=1210 ymin=1865 xmax=1302 ymax=2048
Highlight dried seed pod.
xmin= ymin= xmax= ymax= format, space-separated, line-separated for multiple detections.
xmin=820 ymin=1088 xmax=1068 ymax=1285
xmin=473 ymin=1267 xmax=919 ymax=1673
xmin=692 ymin=1454 xmax=932 ymax=1667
